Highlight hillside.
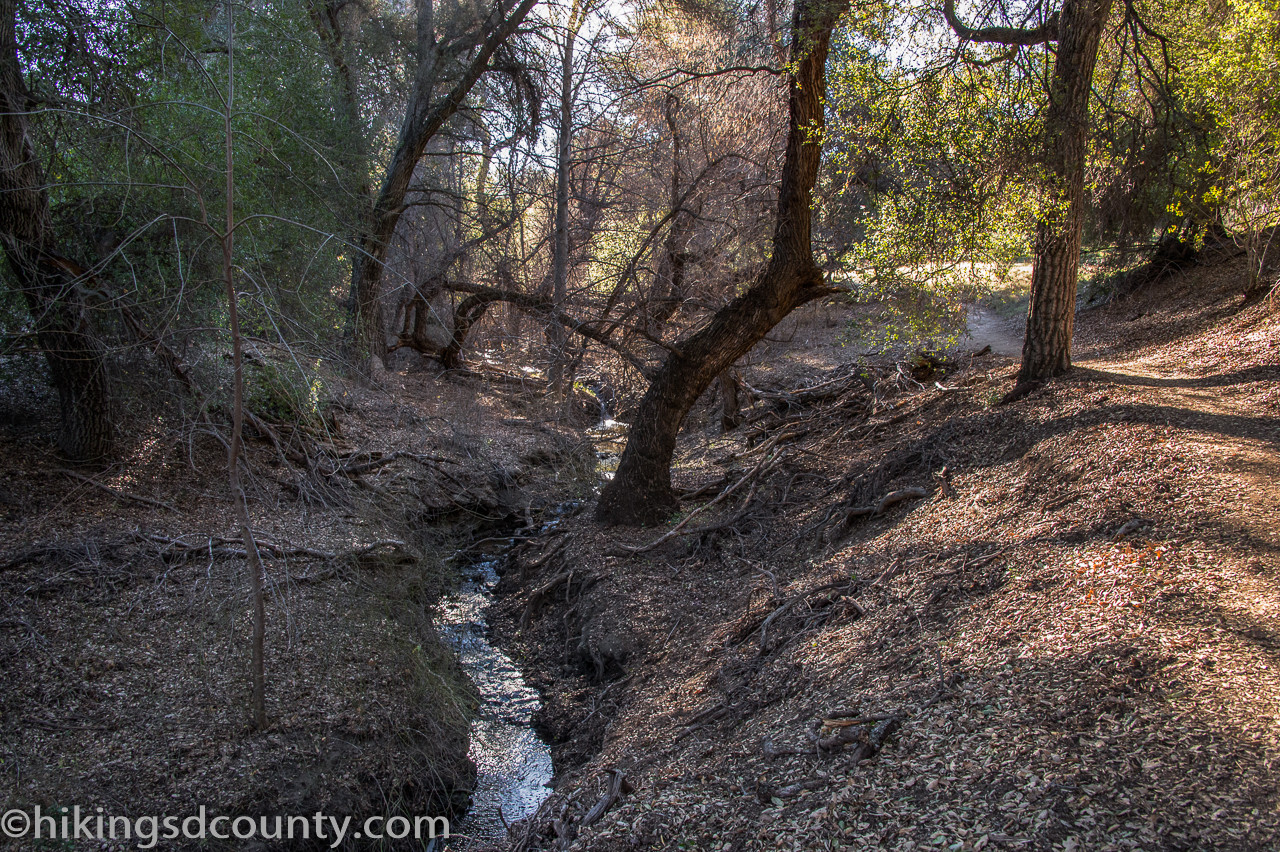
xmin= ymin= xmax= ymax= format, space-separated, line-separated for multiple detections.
xmin=1 ymin=255 xmax=1275 ymax=851
xmin=493 ymin=259 xmax=1280 ymax=851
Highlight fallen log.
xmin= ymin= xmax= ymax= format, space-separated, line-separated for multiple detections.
xmin=843 ymin=486 xmax=929 ymax=521
xmin=817 ymin=714 xmax=901 ymax=755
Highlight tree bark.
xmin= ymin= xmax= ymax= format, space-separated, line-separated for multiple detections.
xmin=0 ymin=0 xmax=112 ymax=461
xmin=1014 ymin=0 xmax=1113 ymax=388
xmin=349 ymin=0 xmax=538 ymax=367
xmin=219 ymin=0 xmax=266 ymax=729
xmin=547 ymin=0 xmax=583 ymax=400
xmin=719 ymin=369 xmax=742 ymax=432
xmin=436 ymin=284 xmax=651 ymax=374
xmin=643 ymin=94 xmax=693 ymax=333
xmin=594 ymin=0 xmax=845 ymax=526
xmin=307 ymin=0 xmax=372 ymax=203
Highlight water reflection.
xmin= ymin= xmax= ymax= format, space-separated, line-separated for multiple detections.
xmin=438 ymin=559 xmax=553 ymax=849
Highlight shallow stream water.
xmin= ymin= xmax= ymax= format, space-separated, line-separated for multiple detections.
xmin=435 ymin=416 xmax=624 ymax=849
xmin=438 ymin=556 xmax=553 ymax=849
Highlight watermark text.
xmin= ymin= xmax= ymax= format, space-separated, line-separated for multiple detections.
xmin=1 ymin=805 xmax=449 ymax=849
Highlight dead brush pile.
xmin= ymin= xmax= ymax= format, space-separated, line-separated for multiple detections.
xmin=497 ymin=280 xmax=1280 ymax=851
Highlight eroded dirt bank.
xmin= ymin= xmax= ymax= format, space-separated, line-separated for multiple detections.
xmin=0 ymin=364 xmax=595 ymax=849
xmin=492 ymin=262 xmax=1280 ymax=851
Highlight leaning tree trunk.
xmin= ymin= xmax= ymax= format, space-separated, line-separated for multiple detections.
xmin=349 ymin=0 xmax=538 ymax=367
xmin=1015 ymin=0 xmax=1114 ymax=389
xmin=0 ymin=0 xmax=112 ymax=461
xmin=594 ymin=0 xmax=846 ymax=525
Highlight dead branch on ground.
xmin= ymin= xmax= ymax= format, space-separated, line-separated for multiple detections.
xmin=55 ymin=468 xmax=177 ymax=513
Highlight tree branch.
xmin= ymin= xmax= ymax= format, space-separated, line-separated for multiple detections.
xmin=942 ymin=0 xmax=1059 ymax=45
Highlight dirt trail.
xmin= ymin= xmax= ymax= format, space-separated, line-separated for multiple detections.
xmin=1076 ymin=349 xmax=1280 ymax=550
xmin=970 ymin=295 xmax=1278 ymax=552
xmin=966 ymin=306 xmax=1024 ymax=357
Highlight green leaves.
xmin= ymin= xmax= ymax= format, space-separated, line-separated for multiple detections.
xmin=822 ymin=28 xmax=1038 ymax=349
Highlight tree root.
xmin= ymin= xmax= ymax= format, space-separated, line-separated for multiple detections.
xmin=608 ymin=444 xmax=783 ymax=556
xmin=135 ymin=532 xmax=408 ymax=564
xmin=837 ymin=486 xmax=928 ymax=532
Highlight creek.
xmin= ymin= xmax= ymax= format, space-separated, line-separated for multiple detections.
xmin=437 ymin=414 xmax=627 ymax=849
xmin=438 ymin=545 xmax=554 ymax=849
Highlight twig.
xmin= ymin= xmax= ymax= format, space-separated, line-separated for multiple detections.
xmin=820 ymin=712 xmax=897 ymax=726
xmin=767 ymin=713 xmax=901 ymax=758
xmin=755 ymin=576 xmax=861 ymax=650
xmin=868 ymin=558 xmax=906 ymax=589
xmin=520 ymin=569 xmax=596 ymax=628
xmin=773 ymin=778 xmax=829 ymax=798
xmin=55 ymin=468 xmax=177 ymax=513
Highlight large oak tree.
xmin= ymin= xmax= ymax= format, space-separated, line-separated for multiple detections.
xmin=595 ymin=0 xmax=850 ymax=525
xmin=349 ymin=0 xmax=539 ymax=367
xmin=942 ymin=0 xmax=1116 ymax=392
xmin=0 ymin=0 xmax=112 ymax=461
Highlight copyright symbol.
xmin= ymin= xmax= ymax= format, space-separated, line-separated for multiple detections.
xmin=1 ymin=809 xmax=30 ymax=838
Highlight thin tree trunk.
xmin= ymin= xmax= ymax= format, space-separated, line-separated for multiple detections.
xmin=220 ymin=0 xmax=267 ymax=731
xmin=1014 ymin=0 xmax=1114 ymax=389
xmin=595 ymin=0 xmax=845 ymax=525
xmin=0 ymin=0 xmax=112 ymax=461
xmin=547 ymin=0 xmax=581 ymax=400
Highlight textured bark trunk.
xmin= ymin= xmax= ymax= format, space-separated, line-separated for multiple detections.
xmin=719 ymin=369 xmax=742 ymax=433
xmin=0 ymin=0 xmax=112 ymax=461
xmin=643 ymin=94 xmax=692 ymax=333
xmin=349 ymin=0 xmax=539 ymax=366
xmin=594 ymin=0 xmax=845 ymax=525
xmin=441 ymin=291 xmax=505 ymax=369
xmin=1015 ymin=0 xmax=1114 ymax=388
xmin=307 ymin=0 xmax=369 ymax=187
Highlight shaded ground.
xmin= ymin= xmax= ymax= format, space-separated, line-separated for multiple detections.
xmin=492 ymin=257 xmax=1280 ymax=851
xmin=0 ymin=362 xmax=593 ymax=850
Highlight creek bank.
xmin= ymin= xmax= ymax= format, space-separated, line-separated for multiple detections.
xmin=0 ymin=366 xmax=596 ymax=851
xmin=473 ymin=263 xmax=1280 ymax=851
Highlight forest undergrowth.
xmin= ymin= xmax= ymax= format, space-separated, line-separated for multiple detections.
xmin=0 ymin=359 xmax=597 ymax=848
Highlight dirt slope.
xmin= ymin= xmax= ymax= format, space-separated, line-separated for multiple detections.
xmin=495 ymin=261 xmax=1280 ymax=852
xmin=0 ymin=363 xmax=593 ymax=850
